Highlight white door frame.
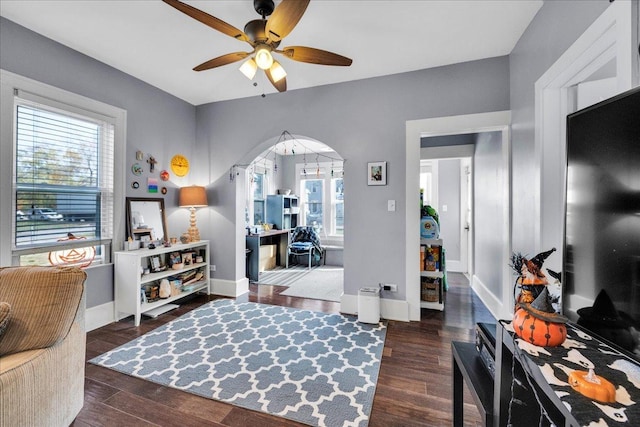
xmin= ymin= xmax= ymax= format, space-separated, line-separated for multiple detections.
xmin=461 ymin=157 xmax=472 ymax=276
xmin=406 ymin=111 xmax=512 ymax=321
xmin=534 ymin=0 xmax=638 ymax=273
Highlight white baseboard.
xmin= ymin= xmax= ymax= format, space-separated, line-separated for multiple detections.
xmin=340 ymin=293 xmax=410 ymax=322
xmin=471 ymin=274 xmax=506 ymax=320
xmin=211 ymin=277 xmax=249 ymax=297
xmin=86 ymin=301 xmax=115 ymax=332
xmin=381 ymin=298 xmax=410 ymax=321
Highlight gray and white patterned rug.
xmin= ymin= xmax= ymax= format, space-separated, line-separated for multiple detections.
xmin=90 ymin=299 xmax=386 ymax=427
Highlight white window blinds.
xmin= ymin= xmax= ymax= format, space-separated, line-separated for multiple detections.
xmin=14 ymin=98 xmax=115 ymax=251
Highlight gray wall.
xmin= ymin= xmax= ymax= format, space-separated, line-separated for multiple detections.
xmin=0 ymin=17 xmax=197 ymax=308
xmin=509 ymin=1 xmax=610 ymax=260
xmin=0 ymin=0 xmax=615 ymax=313
xmin=473 ymin=131 xmax=503 ymax=296
xmin=437 ymin=159 xmax=461 ymax=261
xmin=196 ymin=56 xmax=510 ymax=300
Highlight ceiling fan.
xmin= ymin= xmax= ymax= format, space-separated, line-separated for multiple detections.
xmin=163 ymin=0 xmax=353 ymax=93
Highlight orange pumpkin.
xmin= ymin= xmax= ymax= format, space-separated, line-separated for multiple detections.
xmin=568 ymin=369 xmax=616 ymax=403
xmin=513 ymin=307 xmax=567 ymax=347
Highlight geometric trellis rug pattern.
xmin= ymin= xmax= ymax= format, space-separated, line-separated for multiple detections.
xmin=90 ymin=299 xmax=386 ymax=427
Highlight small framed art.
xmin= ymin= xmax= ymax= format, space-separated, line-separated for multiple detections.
xmin=367 ymin=161 xmax=387 ymax=186
xmin=168 ymin=252 xmax=182 ymax=267
xmin=182 ymin=251 xmax=195 ymax=266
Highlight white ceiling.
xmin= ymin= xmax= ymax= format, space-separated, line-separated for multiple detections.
xmin=0 ymin=0 xmax=542 ymax=106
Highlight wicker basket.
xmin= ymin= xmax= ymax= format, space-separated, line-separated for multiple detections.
xmin=420 ymin=277 xmax=440 ymax=302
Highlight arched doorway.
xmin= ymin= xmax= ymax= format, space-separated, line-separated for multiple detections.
xmin=243 ymin=133 xmax=345 ymax=303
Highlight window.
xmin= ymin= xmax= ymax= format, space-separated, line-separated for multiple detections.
xmin=246 ymin=161 xmax=273 ymax=226
xmin=420 ymin=160 xmax=437 ymax=209
xmin=1 ymin=70 xmax=125 ymax=267
xmin=253 ymin=171 xmax=266 ymax=224
xmin=302 ymin=178 xmax=324 ymax=230
xmin=296 ymin=162 xmax=344 ymax=238
xmin=332 ymin=177 xmax=344 ymax=235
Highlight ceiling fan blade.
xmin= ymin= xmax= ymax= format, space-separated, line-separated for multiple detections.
xmin=266 ymin=0 xmax=310 ymax=43
xmin=265 ymin=68 xmax=287 ymax=93
xmin=193 ymin=52 xmax=251 ymax=71
xmin=163 ymin=0 xmax=250 ymax=43
xmin=280 ymin=46 xmax=352 ymax=66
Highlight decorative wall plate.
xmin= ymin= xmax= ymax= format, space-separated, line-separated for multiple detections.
xmin=170 ymin=154 xmax=189 ymax=177
xmin=160 ymin=170 xmax=170 ymax=181
xmin=132 ymin=163 xmax=143 ymax=176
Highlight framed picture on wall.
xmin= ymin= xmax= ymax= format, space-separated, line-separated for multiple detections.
xmin=367 ymin=161 xmax=387 ymax=186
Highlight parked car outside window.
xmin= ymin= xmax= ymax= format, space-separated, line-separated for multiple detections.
xmin=31 ymin=208 xmax=63 ymax=221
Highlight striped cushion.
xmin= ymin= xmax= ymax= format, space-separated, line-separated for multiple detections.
xmin=0 ymin=302 xmax=10 ymax=338
xmin=0 ymin=266 xmax=86 ymax=356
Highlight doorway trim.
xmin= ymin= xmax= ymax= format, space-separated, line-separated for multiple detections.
xmin=406 ymin=111 xmax=511 ymax=321
xmin=534 ymin=0 xmax=638 ymax=266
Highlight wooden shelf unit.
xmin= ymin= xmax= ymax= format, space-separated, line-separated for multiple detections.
xmin=114 ymin=240 xmax=210 ymax=326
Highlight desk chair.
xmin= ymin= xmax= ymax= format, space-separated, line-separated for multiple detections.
xmin=286 ymin=226 xmax=323 ymax=269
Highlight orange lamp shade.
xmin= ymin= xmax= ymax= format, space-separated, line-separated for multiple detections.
xmin=179 ymin=185 xmax=208 ymax=207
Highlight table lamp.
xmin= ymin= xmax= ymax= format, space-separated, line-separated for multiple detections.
xmin=179 ymin=185 xmax=208 ymax=242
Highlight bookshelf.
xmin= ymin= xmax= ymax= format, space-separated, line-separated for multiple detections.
xmin=114 ymin=240 xmax=210 ymax=326
xmin=420 ymin=238 xmax=444 ymax=311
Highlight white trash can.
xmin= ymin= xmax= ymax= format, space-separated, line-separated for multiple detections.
xmin=358 ymin=287 xmax=381 ymax=324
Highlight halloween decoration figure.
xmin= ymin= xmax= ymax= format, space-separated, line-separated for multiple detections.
xmin=568 ymin=368 xmax=616 ymax=403
xmin=513 ymin=287 xmax=568 ymax=347
xmin=510 ymin=248 xmax=556 ymax=306
xmin=48 ymin=232 xmax=96 ymax=268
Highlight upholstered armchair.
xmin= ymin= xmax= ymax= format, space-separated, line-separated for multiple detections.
xmin=0 ymin=266 xmax=87 ymax=427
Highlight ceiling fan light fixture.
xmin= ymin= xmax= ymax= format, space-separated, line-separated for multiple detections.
xmin=255 ymin=45 xmax=274 ymax=70
xmin=270 ymin=61 xmax=287 ymax=83
xmin=239 ymin=58 xmax=258 ymax=79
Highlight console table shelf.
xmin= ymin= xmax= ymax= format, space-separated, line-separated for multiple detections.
xmin=494 ymin=321 xmax=640 ymax=426
xmin=452 ymin=341 xmax=493 ymax=427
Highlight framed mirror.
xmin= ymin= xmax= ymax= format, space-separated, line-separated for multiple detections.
xmin=125 ymin=197 xmax=168 ymax=243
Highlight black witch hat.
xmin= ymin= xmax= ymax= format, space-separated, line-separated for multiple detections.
xmin=530 ymin=248 xmax=556 ymax=269
xmin=577 ymin=289 xmax=628 ymax=328
xmin=519 ymin=287 xmax=568 ymax=323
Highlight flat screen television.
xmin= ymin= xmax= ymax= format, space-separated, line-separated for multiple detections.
xmin=563 ymin=85 xmax=640 ymax=361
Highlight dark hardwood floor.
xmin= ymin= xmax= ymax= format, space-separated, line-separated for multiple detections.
xmin=74 ymin=272 xmax=493 ymax=426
